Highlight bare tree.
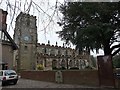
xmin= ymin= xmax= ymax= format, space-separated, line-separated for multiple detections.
xmin=0 ymin=0 xmax=64 ymax=36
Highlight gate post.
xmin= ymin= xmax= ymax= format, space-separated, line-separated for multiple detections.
xmin=97 ymin=55 xmax=115 ymax=88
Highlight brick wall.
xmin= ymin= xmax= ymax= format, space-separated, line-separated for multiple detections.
xmin=62 ymin=70 xmax=99 ymax=86
xmin=21 ymin=70 xmax=99 ymax=86
xmin=21 ymin=70 xmax=55 ymax=82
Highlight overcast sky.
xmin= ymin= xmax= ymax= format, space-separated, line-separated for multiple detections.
xmin=0 ymin=0 xmax=66 ymax=46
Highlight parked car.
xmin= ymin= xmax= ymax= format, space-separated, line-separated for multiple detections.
xmin=116 ymin=73 xmax=120 ymax=76
xmin=115 ymin=73 xmax=120 ymax=79
xmin=0 ymin=70 xmax=18 ymax=86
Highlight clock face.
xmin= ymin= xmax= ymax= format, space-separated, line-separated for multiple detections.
xmin=24 ymin=36 xmax=29 ymax=41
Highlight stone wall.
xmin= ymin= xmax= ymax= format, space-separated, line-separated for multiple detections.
xmin=2 ymin=42 xmax=14 ymax=69
xmin=62 ymin=70 xmax=99 ymax=86
xmin=21 ymin=70 xmax=55 ymax=82
xmin=21 ymin=70 xmax=99 ymax=87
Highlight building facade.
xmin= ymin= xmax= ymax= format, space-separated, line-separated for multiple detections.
xmin=36 ymin=43 xmax=90 ymax=70
xmin=0 ymin=9 xmax=17 ymax=70
xmin=14 ymin=12 xmax=91 ymax=71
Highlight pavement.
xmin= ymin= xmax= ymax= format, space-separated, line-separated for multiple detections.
xmin=1 ymin=78 xmax=120 ymax=90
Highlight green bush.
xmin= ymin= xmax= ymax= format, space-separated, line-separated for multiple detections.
xmin=37 ymin=64 xmax=44 ymax=70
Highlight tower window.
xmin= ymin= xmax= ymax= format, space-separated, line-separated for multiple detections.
xmin=24 ymin=46 xmax=28 ymax=50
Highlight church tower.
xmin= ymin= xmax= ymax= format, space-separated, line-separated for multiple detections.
xmin=14 ymin=12 xmax=37 ymax=71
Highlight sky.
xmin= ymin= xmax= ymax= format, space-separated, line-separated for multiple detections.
xmin=0 ymin=0 xmax=65 ymax=46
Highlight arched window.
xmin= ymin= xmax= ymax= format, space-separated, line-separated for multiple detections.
xmin=52 ymin=60 xmax=57 ymax=69
xmin=61 ymin=59 xmax=66 ymax=69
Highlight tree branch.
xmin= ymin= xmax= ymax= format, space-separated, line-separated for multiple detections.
xmin=110 ymin=43 xmax=120 ymax=51
xmin=112 ymin=48 xmax=120 ymax=56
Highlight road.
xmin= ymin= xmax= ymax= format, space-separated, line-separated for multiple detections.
xmin=2 ymin=78 xmax=95 ymax=88
xmin=1 ymin=78 xmax=118 ymax=90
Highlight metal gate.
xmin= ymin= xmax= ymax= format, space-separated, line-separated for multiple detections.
xmin=97 ymin=55 xmax=115 ymax=87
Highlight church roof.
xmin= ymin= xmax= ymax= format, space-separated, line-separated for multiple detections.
xmin=2 ymin=29 xmax=18 ymax=50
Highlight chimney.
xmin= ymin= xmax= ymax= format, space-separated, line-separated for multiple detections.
xmin=0 ymin=9 xmax=8 ymax=30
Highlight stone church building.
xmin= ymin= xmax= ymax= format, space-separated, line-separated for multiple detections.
xmin=14 ymin=12 xmax=91 ymax=71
